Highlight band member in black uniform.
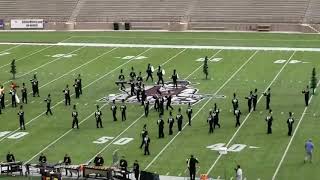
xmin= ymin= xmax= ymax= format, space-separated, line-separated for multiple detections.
xmin=120 ymin=99 xmax=127 ymax=121
xmin=265 ymin=109 xmax=273 ymax=134
xmin=120 ymin=156 xmax=128 ymax=179
xmin=9 ymin=88 xmax=17 ymax=107
xmin=140 ymin=124 xmax=148 ymax=149
xmin=245 ymin=91 xmax=253 ymax=112
xmin=166 ymin=92 xmax=173 ymax=110
xmin=30 ymin=74 xmax=40 ymax=97
xmin=263 ymin=88 xmax=271 ymax=110
xmin=73 ymin=79 xmax=80 ymax=99
xmin=176 ymin=107 xmax=183 ymax=132
xmin=232 ymin=93 xmax=239 ymax=115
xmin=187 ymin=155 xmax=199 ymax=180
xmin=77 ymin=74 xmax=82 ymax=95
xmin=130 ymin=67 xmax=136 ymax=81
xmin=95 ymin=105 xmax=103 ymax=128
xmin=159 ymin=96 xmax=164 ymax=115
xmin=63 ymin=154 xmax=72 ymax=176
xmin=0 ymin=85 xmax=5 ymax=109
xmin=168 ymin=111 xmax=174 ymax=135
xmin=154 ymin=95 xmax=159 ymax=112
xmin=63 ymin=85 xmax=71 ymax=106
xmin=0 ymin=96 xmax=2 ymax=114
xmin=146 ymin=63 xmax=154 ymax=82
xmin=45 ymin=94 xmax=53 ymax=115
xmin=143 ymin=135 xmax=151 ymax=155
xmin=287 ymin=112 xmax=294 ymax=136
xmin=141 ymin=85 xmax=146 ymax=105
xmin=136 ymin=83 xmax=141 ymax=102
xmin=157 ymin=115 xmax=165 ymax=138
xmin=137 ymin=72 xmax=143 ymax=84
xmin=186 ymin=103 xmax=192 ymax=126
xmin=130 ymin=80 xmax=135 ymax=96
xmin=213 ymin=103 xmax=221 ymax=129
xmin=207 ymin=111 xmax=214 ymax=134
xmin=118 ymin=69 xmax=125 ymax=91
xmin=252 ymin=88 xmax=258 ymax=111
xmin=157 ymin=66 xmax=164 ymax=86
xmin=171 ymin=69 xmax=178 ymax=88
xmin=144 ymin=101 xmax=149 ymax=117
xmin=71 ymin=105 xmax=79 ymax=129
xmin=39 ymin=153 xmax=47 ymax=164
xmin=94 ymin=154 xmax=104 ymax=166
xmin=21 ymin=83 xmax=27 ymax=104
xmin=111 ymin=100 xmax=117 ymax=121
xmin=234 ymin=108 xmax=241 ymax=127
xmin=18 ymin=105 xmax=25 ymax=130
xmin=302 ymin=85 xmax=310 ymax=106
xmin=6 ymin=152 xmax=15 ymax=162
xmin=133 ymin=160 xmax=140 ymax=180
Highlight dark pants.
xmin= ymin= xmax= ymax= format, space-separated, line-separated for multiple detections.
xmin=1 ymin=95 xmax=4 ymax=109
xmin=178 ymin=121 xmax=182 ymax=131
xmin=144 ymin=108 xmax=149 ymax=117
xmin=266 ymin=99 xmax=270 ymax=110
xmin=122 ymin=112 xmax=126 ymax=121
xmin=75 ymin=89 xmax=80 ymax=98
xmin=166 ymin=103 xmax=173 ymax=110
xmin=214 ymin=121 xmax=221 ymax=129
xmin=305 ymin=97 xmax=309 ymax=106
xmin=113 ymin=112 xmax=117 ymax=121
xmin=169 ymin=124 xmax=173 ymax=135
xmin=65 ymin=96 xmax=71 ymax=106
xmin=248 ymin=103 xmax=252 ymax=112
xmin=96 ymin=119 xmax=103 ymax=128
xmin=253 ymin=100 xmax=257 ymax=111
xmin=22 ymin=93 xmax=27 ymax=104
xmin=158 ymin=128 xmax=164 ymax=138
xmin=235 ymin=118 xmax=240 ymax=127
xmin=189 ymin=169 xmax=196 ymax=180
xmin=288 ymin=126 xmax=293 ymax=136
xmin=72 ymin=119 xmax=79 ymax=129
xmin=209 ymin=122 xmax=213 ymax=133
xmin=134 ymin=171 xmax=139 ymax=180
xmin=46 ymin=106 xmax=53 ymax=115
xmin=140 ymin=139 xmax=145 ymax=149
xmin=32 ymin=87 xmax=39 ymax=97
xmin=267 ymin=124 xmax=272 ymax=134
xmin=144 ymin=145 xmax=150 ymax=155
xmin=11 ymin=96 xmax=16 ymax=107
xmin=187 ymin=115 xmax=191 ymax=126
xmin=146 ymin=74 xmax=153 ymax=82
xmin=157 ymin=77 xmax=164 ymax=85
xmin=20 ymin=119 xmax=25 ymax=130
xmin=173 ymin=80 xmax=177 ymax=88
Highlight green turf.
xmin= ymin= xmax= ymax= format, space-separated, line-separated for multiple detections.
xmin=0 ymin=32 xmax=319 ymax=180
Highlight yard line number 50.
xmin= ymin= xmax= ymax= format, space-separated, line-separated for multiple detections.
xmin=93 ymin=136 xmax=134 ymax=146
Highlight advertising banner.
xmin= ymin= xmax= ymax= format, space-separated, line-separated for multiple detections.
xmin=11 ymin=19 xmax=44 ymax=29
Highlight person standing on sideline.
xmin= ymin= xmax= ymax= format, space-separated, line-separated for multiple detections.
xmin=265 ymin=109 xmax=273 ymax=134
xmin=302 ymin=85 xmax=310 ymax=106
xmin=187 ymin=155 xmax=199 ymax=180
xmin=304 ymin=139 xmax=314 ymax=163
xmin=235 ymin=165 xmax=243 ymax=180
xmin=263 ymin=88 xmax=271 ymax=110
xmin=287 ymin=112 xmax=294 ymax=136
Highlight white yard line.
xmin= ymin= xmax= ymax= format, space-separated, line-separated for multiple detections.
xmin=4 ymin=47 xmax=118 ymax=107
xmin=144 ymin=50 xmax=259 ymax=170
xmin=0 ymin=48 xmax=151 ymax=143
xmin=0 ymin=45 xmax=21 ymax=54
xmin=24 ymin=48 xmax=185 ymax=164
xmin=206 ymin=51 xmax=296 ymax=174
xmin=271 ymin=80 xmax=320 ymax=180
xmin=0 ymin=42 xmax=320 ymax=52
xmin=2 ymin=46 xmax=85 ymax=85
xmin=0 ymin=45 xmax=53 ymax=69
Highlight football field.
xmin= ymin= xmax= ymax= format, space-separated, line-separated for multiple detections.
xmin=0 ymin=32 xmax=320 ymax=179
